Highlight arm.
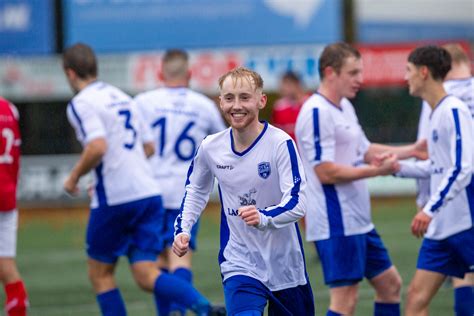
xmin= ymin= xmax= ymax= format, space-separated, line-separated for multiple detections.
xmin=173 ymin=143 xmax=214 ymax=255
xmin=249 ymin=139 xmax=307 ymax=230
xmin=395 ymin=159 xmax=431 ymax=179
xmin=143 ymin=141 xmax=155 ymax=158
xmin=315 ymin=155 xmax=399 ymax=184
xmin=365 ymin=140 xmax=428 ymax=163
xmin=64 ymin=138 xmax=107 ymax=195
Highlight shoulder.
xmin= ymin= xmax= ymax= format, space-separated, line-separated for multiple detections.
xmin=187 ymin=89 xmax=217 ymax=108
xmin=265 ymin=123 xmax=293 ymax=145
xmin=200 ymin=128 xmax=230 ymax=147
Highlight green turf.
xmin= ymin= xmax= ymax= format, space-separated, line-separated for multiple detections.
xmin=3 ymin=199 xmax=455 ymax=315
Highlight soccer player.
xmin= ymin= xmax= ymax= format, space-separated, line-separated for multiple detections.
xmin=415 ymin=43 xmax=474 ymax=316
xmin=134 ymin=49 xmax=226 ymax=315
xmin=271 ymin=71 xmax=309 ymax=140
xmin=295 ymin=42 xmax=427 ymax=316
xmin=0 ymin=97 xmax=28 ymax=316
xmin=398 ymin=45 xmax=474 ymax=316
xmin=62 ymin=43 xmax=220 ymax=316
xmin=173 ymin=67 xmax=315 ymax=315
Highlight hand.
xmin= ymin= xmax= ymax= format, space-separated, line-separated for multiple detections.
xmin=411 ymin=211 xmax=432 ymax=238
xmin=377 ymin=153 xmax=400 ymax=175
xmin=370 ymin=152 xmax=391 ymax=167
xmin=172 ymin=233 xmax=190 ymax=257
xmin=64 ymin=173 xmax=80 ymax=196
xmin=413 ymin=139 xmax=428 ymax=160
xmin=238 ymin=205 xmax=261 ymax=227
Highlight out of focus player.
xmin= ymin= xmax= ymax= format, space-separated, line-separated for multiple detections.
xmin=62 ymin=43 xmax=219 ymax=316
xmin=271 ymin=71 xmax=309 ymax=140
xmin=295 ymin=42 xmax=427 ymax=316
xmin=134 ymin=49 xmax=226 ymax=316
xmin=173 ymin=67 xmax=315 ymax=315
xmin=0 ymin=97 xmax=28 ymax=316
xmin=412 ymin=43 xmax=474 ymax=316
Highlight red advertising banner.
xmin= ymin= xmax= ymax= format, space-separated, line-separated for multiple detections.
xmin=358 ymin=41 xmax=471 ymax=87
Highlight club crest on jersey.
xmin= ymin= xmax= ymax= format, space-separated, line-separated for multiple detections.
xmin=432 ymin=129 xmax=439 ymax=143
xmin=258 ymin=162 xmax=271 ymax=179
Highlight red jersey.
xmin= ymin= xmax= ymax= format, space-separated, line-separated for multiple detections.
xmin=271 ymin=94 xmax=309 ymax=140
xmin=0 ymin=97 xmax=21 ymax=211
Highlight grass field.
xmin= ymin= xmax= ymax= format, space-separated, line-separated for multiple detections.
xmin=2 ymin=198 xmax=455 ymax=315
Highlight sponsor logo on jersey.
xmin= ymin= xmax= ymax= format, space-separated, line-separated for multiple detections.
xmin=216 ymin=164 xmax=234 ymax=170
xmin=258 ymin=162 xmax=271 ymax=179
xmin=239 ymin=188 xmax=257 ymax=206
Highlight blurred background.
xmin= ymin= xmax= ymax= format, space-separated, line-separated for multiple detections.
xmin=0 ymin=0 xmax=473 ymax=314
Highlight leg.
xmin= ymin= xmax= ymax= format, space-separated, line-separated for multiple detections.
xmin=0 ymin=210 xmax=28 ymax=316
xmin=405 ymin=269 xmax=446 ymax=316
xmin=88 ymin=258 xmax=126 ymax=316
xmin=223 ymin=275 xmax=268 ymax=316
xmin=168 ymin=248 xmax=194 ymax=315
xmin=452 ymin=273 xmax=474 ymax=316
xmin=328 ymin=284 xmax=359 ymax=316
xmin=369 ymin=266 xmax=402 ymax=316
xmin=131 ymin=259 xmax=211 ymax=315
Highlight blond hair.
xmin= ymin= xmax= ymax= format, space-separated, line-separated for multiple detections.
xmin=218 ymin=67 xmax=264 ymax=91
xmin=442 ymin=43 xmax=470 ymax=65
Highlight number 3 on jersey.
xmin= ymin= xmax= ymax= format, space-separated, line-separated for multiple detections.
xmin=0 ymin=127 xmax=14 ymax=164
xmin=118 ymin=109 xmax=137 ymax=150
xmin=152 ymin=117 xmax=196 ymax=161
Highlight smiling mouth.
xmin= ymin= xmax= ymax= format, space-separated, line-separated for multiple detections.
xmin=231 ymin=113 xmax=247 ymax=118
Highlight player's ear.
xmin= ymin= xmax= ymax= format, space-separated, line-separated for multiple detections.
xmin=420 ymin=65 xmax=430 ymax=80
xmin=258 ymin=93 xmax=267 ymax=110
xmin=324 ymin=66 xmax=335 ymax=79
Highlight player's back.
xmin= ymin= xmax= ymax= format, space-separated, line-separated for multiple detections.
xmin=444 ymin=77 xmax=473 ymax=117
xmin=0 ymin=97 xmax=21 ymax=211
xmin=67 ymin=81 xmax=159 ymax=208
xmin=135 ymin=87 xmax=225 ymax=208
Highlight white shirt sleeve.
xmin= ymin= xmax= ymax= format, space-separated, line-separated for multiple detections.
xmin=423 ymin=107 xmax=473 ymax=217
xmin=297 ymin=106 xmax=335 ymax=167
xmin=174 ymin=142 xmax=215 ymax=236
xmin=396 ymin=159 xmax=431 ymax=178
xmin=257 ymin=139 xmax=307 ymax=230
xmin=67 ymin=100 xmax=106 ymax=145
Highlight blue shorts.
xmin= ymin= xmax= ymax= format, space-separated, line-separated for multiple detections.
xmin=315 ymin=229 xmax=392 ymax=287
xmin=162 ymin=208 xmax=199 ymax=251
xmin=417 ymin=226 xmax=474 ymax=278
xmin=223 ymin=275 xmax=314 ymax=316
xmin=86 ymin=196 xmax=164 ymax=264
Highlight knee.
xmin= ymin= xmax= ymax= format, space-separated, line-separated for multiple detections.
xmin=406 ymin=283 xmax=428 ymax=309
xmin=132 ymin=267 xmax=158 ymax=292
xmin=88 ymin=268 xmax=114 ymax=291
xmin=388 ymin=274 xmax=402 ymax=298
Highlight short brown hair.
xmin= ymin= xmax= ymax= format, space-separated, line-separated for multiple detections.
xmin=63 ymin=43 xmax=97 ymax=79
xmin=162 ymin=49 xmax=189 ymax=80
xmin=442 ymin=43 xmax=470 ymax=65
xmin=218 ymin=67 xmax=264 ymax=91
xmin=318 ymin=42 xmax=361 ymax=80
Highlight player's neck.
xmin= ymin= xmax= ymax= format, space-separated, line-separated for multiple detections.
xmin=317 ymin=85 xmax=342 ymax=108
xmin=76 ymin=78 xmax=98 ymax=92
xmin=231 ymin=121 xmax=265 ymax=152
xmin=423 ymin=83 xmax=448 ymax=110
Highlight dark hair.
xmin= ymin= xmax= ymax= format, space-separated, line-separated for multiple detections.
xmin=318 ymin=42 xmax=361 ymax=80
xmin=281 ymin=71 xmax=301 ymax=83
xmin=161 ymin=49 xmax=189 ymax=79
xmin=408 ymin=45 xmax=452 ymax=81
xmin=63 ymin=43 xmax=97 ymax=79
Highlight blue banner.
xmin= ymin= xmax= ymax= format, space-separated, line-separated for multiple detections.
xmin=63 ymin=0 xmax=342 ymax=53
xmin=0 ymin=0 xmax=55 ymax=55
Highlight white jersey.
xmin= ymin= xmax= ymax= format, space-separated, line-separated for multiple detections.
xmin=416 ymin=77 xmax=474 ymax=207
xmin=134 ymin=87 xmax=226 ymax=209
xmin=399 ymin=95 xmax=474 ymax=240
xmin=295 ymin=93 xmax=373 ymax=241
xmin=67 ymin=81 xmax=160 ymax=208
xmin=175 ymin=123 xmax=308 ymax=291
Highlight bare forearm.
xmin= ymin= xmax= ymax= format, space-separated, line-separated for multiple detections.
xmin=315 ymin=163 xmax=379 ymax=184
xmin=70 ymin=139 xmax=106 ymax=180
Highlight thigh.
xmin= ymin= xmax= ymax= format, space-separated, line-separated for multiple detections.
xmin=86 ymin=205 xmax=132 ymax=264
xmin=408 ymin=269 xmax=446 ymax=304
xmin=417 ymin=237 xmax=465 ymax=278
xmin=269 ymin=283 xmax=315 ymax=316
xmin=0 ymin=210 xmax=17 ymax=258
xmin=128 ymin=196 xmax=165 ymax=263
xmin=223 ymin=275 xmax=268 ymax=316
xmin=315 ymin=235 xmax=365 ymax=286
xmin=365 ymin=229 xmax=393 ymax=279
